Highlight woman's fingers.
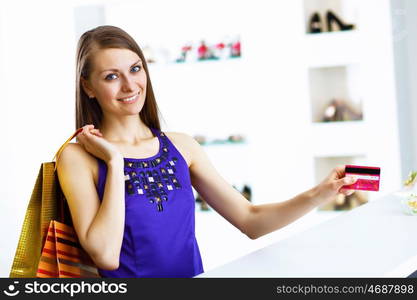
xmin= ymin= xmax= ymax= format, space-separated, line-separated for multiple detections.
xmin=91 ymin=129 xmax=103 ymax=137
xmin=80 ymin=124 xmax=103 ymax=137
xmin=77 ymin=125 xmax=99 ymax=145
xmin=340 ymin=188 xmax=354 ymax=196
xmin=336 ymin=176 xmax=356 ymax=189
xmin=82 ymin=124 xmax=94 ymax=132
xmin=331 ymin=165 xmax=346 ymax=180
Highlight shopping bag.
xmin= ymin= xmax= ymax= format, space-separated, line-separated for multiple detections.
xmin=36 ymin=220 xmax=99 ymax=278
xmin=9 ymin=128 xmax=100 ymax=278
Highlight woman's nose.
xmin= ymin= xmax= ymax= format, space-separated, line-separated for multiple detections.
xmin=121 ymin=75 xmax=136 ymax=93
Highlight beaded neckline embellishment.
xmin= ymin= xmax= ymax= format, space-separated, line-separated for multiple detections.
xmin=123 ymin=131 xmax=182 ymax=212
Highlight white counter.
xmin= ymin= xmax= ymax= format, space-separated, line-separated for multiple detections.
xmin=197 ymin=194 xmax=417 ymax=277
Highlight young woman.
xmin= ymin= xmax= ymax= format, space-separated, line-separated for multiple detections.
xmin=57 ymin=25 xmax=356 ymax=278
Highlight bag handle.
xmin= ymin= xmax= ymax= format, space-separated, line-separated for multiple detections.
xmin=53 ymin=128 xmax=83 ymax=171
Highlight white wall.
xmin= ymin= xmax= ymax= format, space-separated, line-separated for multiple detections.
xmin=0 ymin=0 xmax=77 ymax=276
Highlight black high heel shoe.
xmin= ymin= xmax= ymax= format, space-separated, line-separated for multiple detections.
xmin=308 ymin=12 xmax=322 ymax=33
xmin=326 ymin=10 xmax=355 ymax=32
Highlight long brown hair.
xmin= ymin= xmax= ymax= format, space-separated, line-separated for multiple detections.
xmin=75 ymin=25 xmax=161 ymax=131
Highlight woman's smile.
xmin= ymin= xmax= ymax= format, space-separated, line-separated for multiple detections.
xmin=116 ymin=91 xmax=140 ymax=103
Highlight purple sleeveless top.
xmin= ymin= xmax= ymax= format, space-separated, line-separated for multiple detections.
xmin=95 ymin=128 xmax=204 ymax=278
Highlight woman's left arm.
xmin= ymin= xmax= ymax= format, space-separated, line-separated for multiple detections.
xmin=179 ymin=134 xmax=356 ymax=240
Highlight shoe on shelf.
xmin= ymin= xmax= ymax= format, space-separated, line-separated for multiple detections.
xmin=308 ymin=12 xmax=322 ymax=33
xmin=326 ymin=10 xmax=355 ymax=32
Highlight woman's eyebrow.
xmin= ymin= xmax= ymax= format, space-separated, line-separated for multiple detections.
xmin=100 ymin=59 xmax=142 ymax=74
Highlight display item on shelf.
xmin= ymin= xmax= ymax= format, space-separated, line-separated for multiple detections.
xmin=174 ymin=37 xmax=241 ymax=63
xmin=176 ymin=44 xmax=192 ymax=63
xmin=197 ymin=40 xmax=218 ymax=61
xmin=308 ymin=12 xmax=322 ymax=33
xmin=197 ymin=40 xmax=208 ymax=60
xmin=193 ymin=135 xmax=207 ymax=145
xmin=322 ymin=99 xmax=363 ymax=122
xmin=228 ymin=134 xmax=245 ymax=143
xmin=326 ymin=10 xmax=355 ymax=32
xmin=196 ymin=193 xmax=210 ymax=211
xmin=194 ymin=134 xmax=246 ymax=145
xmin=308 ymin=10 xmax=355 ymax=34
xmin=229 ymin=39 xmax=241 ymax=58
xmin=214 ymin=42 xmax=227 ymax=59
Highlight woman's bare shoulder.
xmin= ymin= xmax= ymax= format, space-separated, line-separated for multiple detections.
xmin=164 ymin=131 xmax=200 ymax=167
xmin=59 ymin=142 xmax=92 ymax=163
xmin=164 ymin=131 xmax=195 ymax=143
xmin=57 ymin=142 xmax=98 ymax=183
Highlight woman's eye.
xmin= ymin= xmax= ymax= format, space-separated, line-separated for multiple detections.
xmin=105 ymin=73 xmax=118 ymax=80
xmin=131 ymin=65 xmax=141 ymax=72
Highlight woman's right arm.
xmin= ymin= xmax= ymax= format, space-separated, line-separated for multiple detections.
xmin=56 ymin=126 xmax=125 ymax=270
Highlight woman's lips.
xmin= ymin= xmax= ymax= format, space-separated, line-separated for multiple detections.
xmin=117 ymin=92 xmax=139 ymax=103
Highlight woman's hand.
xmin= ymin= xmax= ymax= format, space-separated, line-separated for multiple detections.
xmin=311 ymin=165 xmax=357 ymax=206
xmin=76 ymin=124 xmax=123 ymax=164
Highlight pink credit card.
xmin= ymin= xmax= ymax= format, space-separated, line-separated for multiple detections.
xmin=344 ymin=165 xmax=380 ymax=191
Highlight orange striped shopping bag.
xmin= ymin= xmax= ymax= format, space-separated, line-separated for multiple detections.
xmin=37 ymin=220 xmax=100 ymax=278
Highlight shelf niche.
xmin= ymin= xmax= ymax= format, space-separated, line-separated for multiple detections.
xmin=304 ymin=0 xmax=360 ymax=34
xmin=308 ymin=64 xmax=363 ymax=123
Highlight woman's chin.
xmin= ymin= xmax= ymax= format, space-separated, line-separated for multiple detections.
xmin=117 ymin=102 xmax=145 ymax=115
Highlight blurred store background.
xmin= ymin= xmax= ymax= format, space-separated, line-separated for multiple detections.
xmin=1 ymin=0 xmax=416 ymax=276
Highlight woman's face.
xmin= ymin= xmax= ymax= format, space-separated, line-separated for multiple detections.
xmin=83 ymin=48 xmax=147 ymax=117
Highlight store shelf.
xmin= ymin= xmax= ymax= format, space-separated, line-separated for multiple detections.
xmin=148 ymin=56 xmax=243 ymax=72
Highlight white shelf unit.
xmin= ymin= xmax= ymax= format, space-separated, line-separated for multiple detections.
xmin=302 ymin=0 xmax=401 ymax=204
xmin=310 ymin=121 xmax=367 ymax=157
xmin=304 ymin=31 xmax=361 ymax=67
xmin=302 ymin=0 xmax=401 ymax=212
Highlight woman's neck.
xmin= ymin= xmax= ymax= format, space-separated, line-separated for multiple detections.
xmin=100 ymin=115 xmax=153 ymax=145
